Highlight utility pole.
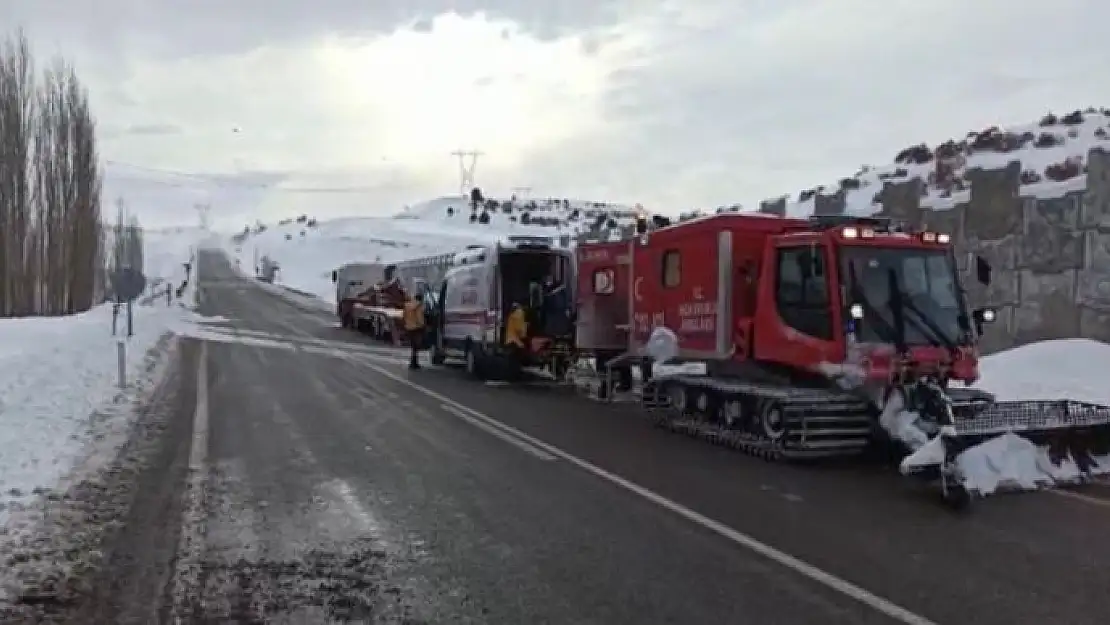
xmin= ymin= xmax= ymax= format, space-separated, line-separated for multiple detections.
xmin=194 ymin=202 xmax=211 ymax=230
xmin=450 ymin=150 xmax=483 ymax=195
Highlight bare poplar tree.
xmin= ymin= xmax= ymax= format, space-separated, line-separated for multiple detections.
xmin=68 ymin=64 xmax=102 ymax=313
xmin=0 ymin=30 xmax=35 ymax=316
xmin=0 ymin=30 xmax=104 ymax=317
xmin=34 ymin=63 xmax=62 ymax=314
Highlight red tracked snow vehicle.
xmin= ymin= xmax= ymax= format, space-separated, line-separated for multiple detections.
xmin=575 ymin=212 xmax=1110 ymax=507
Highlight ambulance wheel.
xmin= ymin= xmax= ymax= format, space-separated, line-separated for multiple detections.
xmin=503 ymin=362 xmax=524 ymax=382
xmin=465 ymin=345 xmax=487 ymax=380
xmin=552 ymin=359 xmax=569 ymax=382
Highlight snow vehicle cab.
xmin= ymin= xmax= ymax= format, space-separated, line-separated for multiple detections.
xmin=578 ymin=212 xmax=1110 ymax=507
xmin=435 ymin=235 xmax=576 ymax=379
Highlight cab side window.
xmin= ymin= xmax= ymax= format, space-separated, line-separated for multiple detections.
xmin=661 ymin=250 xmax=681 ymax=288
xmin=775 ymin=246 xmax=833 ymax=340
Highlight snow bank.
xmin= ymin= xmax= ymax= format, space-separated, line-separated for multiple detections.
xmin=975 ymin=338 xmax=1110 ymax=406
xmin=897 ymin=339 xmax=1110 ymax=495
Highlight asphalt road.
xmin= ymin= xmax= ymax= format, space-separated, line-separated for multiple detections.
xmin=92 ymin=249 xmax=1110 ymax=624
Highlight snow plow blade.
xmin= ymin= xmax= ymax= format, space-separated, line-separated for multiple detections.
xmin=902 ymin=398 xmax=1110 ymax=501
xmin=954 ymin=399 xmax=1110 ymax=455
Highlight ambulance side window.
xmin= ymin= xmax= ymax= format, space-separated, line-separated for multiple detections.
xmin=775 ymin=246 xmax=833 ymax=340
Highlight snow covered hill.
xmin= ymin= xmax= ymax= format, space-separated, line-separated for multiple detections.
xmin=226 ymin=193 xmax=646 ymax=302
xmin=770 ymin=107 xmax=1110 ymax=217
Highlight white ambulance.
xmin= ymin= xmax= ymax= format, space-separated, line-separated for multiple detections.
xmin=431 ymin=235 xmax=576 ymax=379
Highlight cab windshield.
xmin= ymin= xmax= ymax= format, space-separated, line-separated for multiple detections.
xmin=839 ymin=246 xmax=967 ymax=346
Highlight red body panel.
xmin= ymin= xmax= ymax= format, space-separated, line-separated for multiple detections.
xmin=575 ymin=241 xmax=633 ymax=352
xmin=630 ymin=225 xmax=721 ymax=355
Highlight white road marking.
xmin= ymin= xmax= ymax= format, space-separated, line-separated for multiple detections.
xmin=357 ymin=360 xmax=936 ymax=625
xmin=322 ymin=479 xmax=386 ymax=534
xmin=1048 ymin=488 xmax=1110 ymax=509
xmin=439 ymin=403 xmax=556 ymax=461
xmin=171 ymin=340 xmax=210 ymax=624
xmin=179 ymin=325 xmax=412 ymax=365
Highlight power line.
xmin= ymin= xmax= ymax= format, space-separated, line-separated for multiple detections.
xmin=103 ymin=160 xmax=395 ymax=194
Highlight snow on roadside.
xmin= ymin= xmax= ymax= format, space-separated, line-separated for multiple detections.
xmin=0 ymin=301 xmax=198 ymax=526
xmin=898 ymin=339 xmax=1110 ymax=495
xmin=0 ymin=232 xmax=205 ymax=528
xmin=974 ymin=338 xmax=1110 ymax=406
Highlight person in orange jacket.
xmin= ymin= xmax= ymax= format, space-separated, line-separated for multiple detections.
xmin=503 ymin=302 xmax=528 ymax=361
xmin=402 ymin=295 xmax=426 ymax=369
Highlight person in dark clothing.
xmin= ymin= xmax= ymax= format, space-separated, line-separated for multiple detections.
xmin=525 ymin=281 xmax=544 ymax=335
xmin=541 ymin=276 xmax=572 ymax=337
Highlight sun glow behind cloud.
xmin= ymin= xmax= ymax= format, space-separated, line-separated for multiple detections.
xmin=311 ymin=12 xmax=629 ymax=172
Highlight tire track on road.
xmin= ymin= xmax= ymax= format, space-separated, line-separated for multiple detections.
xmin=188 ymin=338 xmax=423 ymax=623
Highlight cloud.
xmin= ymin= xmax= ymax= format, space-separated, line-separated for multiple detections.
xmin=513 ymin=0 xmax=1110 ymax=210
xmin=4 ymin=0 xmax=1110 ymax=228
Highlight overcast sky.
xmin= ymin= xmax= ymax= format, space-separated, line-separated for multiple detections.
xmin=3 ymin=0 xmax=1109 ymax=230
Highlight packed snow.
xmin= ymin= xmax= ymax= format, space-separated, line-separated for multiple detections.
xmin=896 ymin=339 xmax=1110 ymax=495
xmin=771 ymin=108 xmax=1110 ymax=218
xmin=0 ymin=227 xmax=207 ymax=526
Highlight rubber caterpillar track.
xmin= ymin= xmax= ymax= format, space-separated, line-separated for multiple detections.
xmin=626 ymin=375 xmax=877 ymax=463
xmin=644 ymin=411 xmax=829 ymax=461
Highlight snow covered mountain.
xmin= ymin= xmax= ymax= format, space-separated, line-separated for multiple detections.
xmin=768 ymin=107 xmax=1110 ymax=217
xmin=226 ymin=193 xmax=644 ymax=302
